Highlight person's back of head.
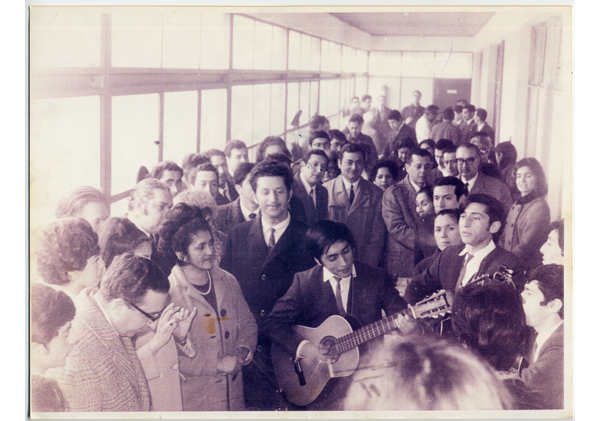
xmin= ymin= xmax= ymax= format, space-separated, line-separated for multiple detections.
xmin=98 ymin=217 xmax=150 ymax=269
xmin=388 ymin=110 xmax=402 ymax=122
xmin=527 ymin=264 xmax=565 ymax=320
xmin=343 ymin=335 xmax=513 ymax=411
xmin=435 ymin=138 xmax=454 ymax=152
xmin=232 ymin=162 xmax=256 ymax=187
xmin=31 ymin=283 xmax=76 ymax=350
xmin=182 ymin=153 xmax=210 ymax=172
xmin=173 ymin=188 xmax=218 ymax=225
xmin=442 ymin=107 xmax=455 ymax=121
xmin=495 ymin=141 xmax=518 ymax=170
xmin=476 ymin=108 xmax=488 ymax=122
xmin=257 ymin=136 xmax=291 ymax=163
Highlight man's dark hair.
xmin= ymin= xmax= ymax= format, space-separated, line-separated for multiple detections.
xmin=305 ymin=220 xmax=356 ymax=264
xmin=184 ymin=162 xmax=219 ymax=187
xmin=340 ymin=143 xmax=366 ymax=162
xmin=495 ymin=141 xmax=518 ymax=169
xmin=549 ymin=219 xmax=565 ymax=255
xmin=476 ymin=108 xmax=488 ymax=121
xmin=435 ymin=138 xmax=455 ymax=152
xmin=470 ymin=132 xmax=493 ymax=144
xmin=182 ymin=153 xmax=210 ymax=172
xmin=388 ymin=110 xmax=402 ymax=122
xmin=464 ymin=104 xmax=476 ymax=113
xmin=308 ymin=115 xmax=329 ymax=133
xmin=31 ymin=284 xmax=76 ymax=346
xmin=249 ymin=161 xmax=294 ymax=193
xmin=369 ymin=159 xmax=399 ymax=183
xmin=453 ymin=105 xmax=464 ymax=114
xmin=301 ymin=148 xmax=329 ymax=167
xmin=457 ymin=99 xmax=468 ymax=107
xmin=330 ymin=129 xmax=348 ymax=144
xmin=99 ymin=253 xmax=170 ymax=305
xmin=392 ymin=137 xmax=418 ymax=152
xmin=443 ymin=145 xmax=458 ymax=155
xmin=452 ymin=283 xmax=528 ymax=371
xmin=419 ymin=139 xmax=435 ymax=152
xmin=417 ymin=186 xmax=433 ymax=202
xmin=436 ymin=208 xmax=461 ymax=224
xmin=425 ymin=105 xmax=439 ymax=114
xmin=256 ymin=136 xmax=292 ymax=163
xmin=309 ymin=130 xmax=330 ymax=146
xmin=98 ymin=217 xmax=150 ymax=269
xmin=233 ymin=162 xmax=256 ymax=186
xmin=224 ymin=140 xmax=247 ymax=158
xmin=405 ymin=148 xmax=432 ymax=165
xmin=460 ymin=194 xmax=505 ymax=241
xmin=203 ymin=148 xmax=226 ymax=160
xmin=361 ymin=94 xmax=372 ymax=102
xmin=442 ymin=107 xmax=455 ymax=121
xmin=349 ymin=114 xmax=364 ymax=125
xmin=434 ymin=176 xmax=467 ymax=199
xmin=527 ymin=264 xmax=564 ymax=319
xmin=150 ymin=161 xmax=183 ymax=180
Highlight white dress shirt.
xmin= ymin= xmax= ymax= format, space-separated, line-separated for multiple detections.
xmin=240 ymin=202 xmax=259 ymax=221
xmin=458 ymin=238 xmax=496 ymax=286
xmin=323 ymin=265 xmax=357 ymax=313
xmin=341 ymin=177 xmax=360 ymax=202
xmin=261 ymin=212 xmax=291 ymax=246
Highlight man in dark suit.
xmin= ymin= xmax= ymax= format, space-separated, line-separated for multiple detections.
xmin=371 ymin=94 xmax=392 ymax=140
xmin=382 ymin=148 xmax=434 ymax=277
xmin=401 ymin=90 xmax=425 ymax=129
xmin=381 ymin=110 xmax=417 ymax=158
xmin=220 ymin=161 xmax=314 ymax=410
xmin=324 ymin=143 xmax=386 ymax=267
xmin=474 ymin=108 xmax=496 ymax=144
xmin=214 ymin=162 xmax=258 ymax=234
xmin=346 ymin=113 xmax=378 ymax=174
xmin=205 ymin=148 xmax=239 ymax=203
xmin=404 ymin=194 xmax=526 ymax=306
xmin=520 ymin=264 xmax=565 ymax=409
xmin=456 ymin=143 xmax=513 ymax=213
xmin=293 ymin=149 xmax=328 ymax=225
xmin=264 ymin=220 xmax=410 ymax=409
xmin=459 ymin=104 xmax=478 ymax=144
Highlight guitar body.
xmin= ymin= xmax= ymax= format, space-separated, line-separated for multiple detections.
xmin=271 ymin=315 xmax=360 ymax=406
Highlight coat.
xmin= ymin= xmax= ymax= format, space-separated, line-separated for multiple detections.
xmin=467 ymin=172 xmax=514 ymax=215
xmin=50 ymin=288 xmax=150 ymax=412
xmin=292 ymin=173 xmax=328 ymax=225
xmin=220 ymin=216 xmax=314 ymax=333
xmin=430 ymin=120 xmax=460 ymax=144
xmin=404 ymin=244 xmax=527 ymax=305
xmin=459 ymin=119 xmax=477 ymax=144
xmin=381 ymin=123 xmax=418 ymax=158
xmin=478 ymin=122 xmax=496 ymax=144
xmin=214 ymin=197 xmax=246 ymax=234
xmin=324 ymin=176 xmax=386 ymax=267
xmin=168 ymin=264 xmax=258 ymax=411
xmin=382 ymin=176 xmax=421 ymax=277
xmin=499 ymin=195 xmax=551 ymax=269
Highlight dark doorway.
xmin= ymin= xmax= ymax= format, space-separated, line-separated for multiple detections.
xmin=433 ymin=79 xmax=472 ymax=111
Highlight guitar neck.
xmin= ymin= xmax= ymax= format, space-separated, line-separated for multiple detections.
xmin=334 ymin=308 xmax=411 ymax=354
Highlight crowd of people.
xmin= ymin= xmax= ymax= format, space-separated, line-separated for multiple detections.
xmin=30 ymin=92 xmax=567 ymax=413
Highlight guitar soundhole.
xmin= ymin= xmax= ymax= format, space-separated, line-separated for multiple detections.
xmin=319 ymin=336 xmax=340 ymax=363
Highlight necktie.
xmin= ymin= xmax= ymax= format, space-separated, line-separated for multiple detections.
xmin=333 ymin=276 xmax=347 ymax=317
xmin=464 ymin=182 xmax=469 ymax=195
xmin=248 ymin=213 xmax=257 ymax=220
xmin=349 ymin=185 xmax=355 ymax=205
xmin=267 ymin=227 xmax=276 ymax=252
xmin=455 ymin=252 xmax=474 ymax=291
xmin=310 ymin=188 xmax=316 ymax=208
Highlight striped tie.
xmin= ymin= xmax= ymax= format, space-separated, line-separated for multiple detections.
xmin=267 ymin=227 xmax=276 ymax=252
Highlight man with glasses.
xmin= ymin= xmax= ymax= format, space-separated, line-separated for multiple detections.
xmin=456 ymin=143 xmax=512 ymax=213
xmin=51 ymin=254 xmax=172 ymax=411
xmin=293 ymin=149 xmax=329 ymax=225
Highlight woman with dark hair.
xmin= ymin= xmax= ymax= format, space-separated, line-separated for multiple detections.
xmin=31 ymin=283 xmax=76 ymax=412
xmin=494 ymin=141 xmax=519 ymax=199
xmin=98 ymin=217 xmax=152 ymax=269
xmin=369 ymin=159 xmax=399 ymax=191
xmin=499 ymin=157 xmax=551 ymax=269
xmin=158 ymin=203 xmax=257 ymax=411
xmin=36 ymin=218 xmax=104 ymax=297
xmin=256 ymin=136 xmax=292 ymax=163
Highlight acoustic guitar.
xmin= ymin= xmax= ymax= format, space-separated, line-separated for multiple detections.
xmin=270 ymin=290 xmax=451 ymax=406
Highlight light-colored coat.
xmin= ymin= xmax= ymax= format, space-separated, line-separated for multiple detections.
xmin=324 ymin=176 xmax=385 ymax=267
xmin=168 ymin=265 xmax=258 ymax=411
xmin=468 ymin=172 xmax=514 ymax=215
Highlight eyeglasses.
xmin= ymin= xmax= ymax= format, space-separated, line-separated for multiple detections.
xmin=456 ymin=157 xmax=478 ymax=166
xmin=127 ymin=301 xmax=163 ymax=324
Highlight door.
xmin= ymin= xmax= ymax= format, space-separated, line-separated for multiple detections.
xmin=433 ymin=79 xmax=472 ymax=111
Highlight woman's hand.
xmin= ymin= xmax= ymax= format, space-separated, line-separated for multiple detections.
xmin=173 ymin=307 xmax=197 ymax=343
xmin=147 ymin=303 xmax=180 ymax=355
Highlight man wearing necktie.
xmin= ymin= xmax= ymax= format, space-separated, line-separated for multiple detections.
xmin=292 ymin=149 xmax=329 ymax=225
xmin=264 ymin=220 xmax=411 ymax=409
xmin=404 ymin=193 xmax=526 ymax=306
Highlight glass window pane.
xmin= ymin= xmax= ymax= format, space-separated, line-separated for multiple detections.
xmin=112 ymin=94 xmax=160 ymax=194
xmin=401 ymin=78 xmax=434 ymax=109
xmin=201 ymin=13 xmax=230 ymax=70
xmin=357 ymin=50 xmax=368 ymax=74
xmin=272 ymin=26 xmax=287 ymax=71
xmin=369 ymin=52 xmax=402 ymax=77
xmin=200 ymin=89 xmax=227 ymax=152
xmin=310 ymin=81 xmax=319 ymax=117
xmin=342 ymin=46 xmax=353 ymax=73
xmin=434 ymin=52 xmax=473 ymax=79
xmin=30 ymin=7 xmax=101 ymax=68
xmin=300 ymin=34 xmax=312 ymax=71
xmin=163 ymin=91 xmax=198 ymax=164
xmin=253 ymin=84 xmax=271 ymax=143
xmin=232 ymin=15 xmax=254 ymax=70
xmin=402 ymin=52 xmax=435 ymax=78
xmin=254 ymin=21 xmax=273 ymax=70
xmin=270 ymin=83 xmax=285 ymax=136
xmin=331 ymin=43 xmax=342 ymax=73
xmin=30 ymin=96 xmax=101 ymax=229
xmin=111 ymin=197 xmax=129 ymax=219
xmin=320 ymin=40 xmax=330 ymax=72
xmin=231 ymin=85 xmax=254 ymax=145
xmin=299 ymin=82 xmax=310 ymax=126
xmin=356 ymin=77 xmax=368 ymax=99
xmin=288 ymin=30 xmax=301 ymax=70
xmin=112 ymin=9 xmax=163 ymax=68
xmin=321 ymin=79 xmax=340 ymax=117
xmin=162 ymin=9 xmax=202 ymax=69
xmin=368 ymin=77 xmax=401 ymax=110
xmin=287 ymin=82 xmax=300 ymax=130
xmin=311 ymin=37 xmax=321 ymax=71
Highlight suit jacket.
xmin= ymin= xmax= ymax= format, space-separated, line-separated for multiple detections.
xmin=220 ymin=180 xmax=239 ymax=203
xmin=292 ymin=173 xmax=328 ymax=225
xmin=401 ymin=104 xmax=425 ymax=129
xmin=404 ymin=244 xmax=527 ymax=305
xmin=50 ymin=288 xmax=150 ymax=412
xmin=430 ymin=120 xmax=460 ymax=144
xmin=382 ymin=123 xmax=417 ymax=158
xmin=215 ymin=192 xmax=229 ymax=206
xmin=371 ymin=106 xmax=392 ymax=140
xmin=220 ymin=216 xmax=314 ymax=333
xmin=214 ymin=197 xmax=247 ymax=234
xmin=382 ymin=176 xmax=421 ymax=277
xmin=324 ymin=176 xmax=385 ymax=267
xmin=521 ymin=323 xmax=564 ymax=409
xmin=468 ymin=172 xmax=514 ymax=215
xmin=264 ymin=261 xmax=407 ymax=356
xmin=348 ymin=132 xmax=378 ymax=173
xmin=459 ymin=119 xmax=477 ymax=144
xmin=478 ymin=122 xmax=496 ymax=144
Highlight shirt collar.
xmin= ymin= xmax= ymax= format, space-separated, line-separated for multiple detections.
xmin=459 ymin=236 xmax=496 ymax=258
xmin=322 ymin=265 xmax=357 ymax=282
xmin=261 ymin=211 xmax=291 ymax=233
xmin=462 ymin=171 xmax=479 ymax=187
xmin=341 ymin=176 xmax=360 ymax=193
xmin=408 ymin=177 xmax=421 ymax=194
xmin=240 ymin=201 xmax=259 ymax=220
xmin=93 ymin=291 xmax=120 ymax=337
xmin=299 ymin=171 xmax=314 ymax=195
